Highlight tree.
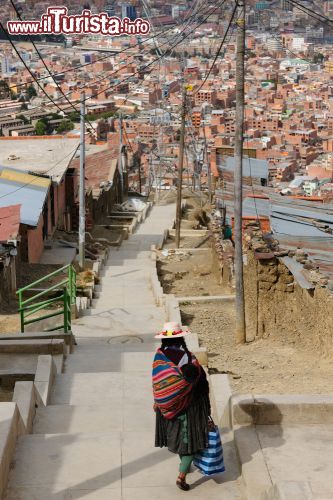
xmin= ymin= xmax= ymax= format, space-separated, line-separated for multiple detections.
xmin=10 ymin=91 xmax=17 ymax=100
xmin=27 ymin=85 xmax=37 ymax=99
xmin=313 ymin=52 xmax=324 ymax=64
xmin=35 ymin=120 xmax=46 ymax=135
xmin=56 ymin=120 xmax=74 ymax=133
xmin=0 ymin=80 xmax=10 ymax=99
xmin=68 ymin=111 xmax=80 ymax=123
xmin=17 ymin=114 xmax=29 ymax=124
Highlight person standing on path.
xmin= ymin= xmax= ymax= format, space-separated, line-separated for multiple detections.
xmin=152 ymin=322 xmax=211 ymax=491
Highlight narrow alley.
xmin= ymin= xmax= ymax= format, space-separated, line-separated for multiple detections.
xmin=5 ymin=204 xmax=245 ymax=499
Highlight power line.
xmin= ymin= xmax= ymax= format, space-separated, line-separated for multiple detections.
xmin=59 ymin=0 xmax=230 ymax=113
xmin=9 ymin=25 xmax=181 ymax=90
xmin=195 ymin=1 xmax=238 ymax=94
xmin=7 ymin=0 xmax=96 ymax=135
xmin=14 ymin=0 xmax=224 ymax=117
xmin=288 ymin=0 xmax=333 ymax=26
xmin=0 ymin=19 xmax=98 ymax=137
xmin=9 ymin=0 xmax=216 ymax=92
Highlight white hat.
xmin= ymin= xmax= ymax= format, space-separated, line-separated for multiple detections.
xmin=155 ymin=321 xmax=191 ymax=339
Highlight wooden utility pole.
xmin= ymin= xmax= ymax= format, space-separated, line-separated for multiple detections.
xmin=138 ymin=158 xmax=142 ymax=194
xmin=175 ymin=85 xmax=187 ymax=248
xmin=202 ymin=113 xmax=211 ymax=207
xmin=78 ymin=91 xmax=86 ymax=271
xmin=234 ymin=0 xmax=246 ymax=343
xmin=118 ymin=112 xmax=124 ymax=202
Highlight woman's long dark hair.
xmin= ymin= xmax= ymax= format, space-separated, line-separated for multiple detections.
xmin=161 ymin=337 xmax=191 ymax=360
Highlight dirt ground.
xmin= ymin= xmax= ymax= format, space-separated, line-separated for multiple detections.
xmin=0 ymin=263 xmax=67 ymax=334
xmin=158 ymin=222 xmax=333 ymax=394
xmin=157 ymin=246 xmax=231 ymax=297
xmin=181 ymin=301 xmax=333 ymax=394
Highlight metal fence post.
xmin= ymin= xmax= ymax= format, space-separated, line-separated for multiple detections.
xmin=18 ymin=290 xmax=24 ymax=333
xmin=63 ymin=288 xmax=68 ymax=333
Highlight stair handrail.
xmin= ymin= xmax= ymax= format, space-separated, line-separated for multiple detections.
xmin=17 ymin=264 xmax=76 ymax=333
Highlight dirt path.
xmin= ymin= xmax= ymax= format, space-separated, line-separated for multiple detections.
xmin=181 ymin=301 xmax=333 ymax=394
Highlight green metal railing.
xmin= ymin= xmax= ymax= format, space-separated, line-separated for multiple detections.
xmin=17 ymin=264 xmax=76 ymax=333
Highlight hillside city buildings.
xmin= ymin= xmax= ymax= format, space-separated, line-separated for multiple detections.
xmin=0 ymin=0 xmax=333 ymax=288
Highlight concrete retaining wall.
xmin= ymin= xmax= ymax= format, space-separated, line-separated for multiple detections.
xmin=0 ymin=403 xmax=24 ymax=498
xmin=34 ymin=355 xmax=57 ymax=407
xmin=12 ymin=381 xmax=36 ymax=435
xmin=232 ymin=394 xmax=333 ymax=425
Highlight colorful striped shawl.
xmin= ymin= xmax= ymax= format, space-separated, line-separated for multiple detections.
xmin=152 ymin=348 xmax=200 ymax=420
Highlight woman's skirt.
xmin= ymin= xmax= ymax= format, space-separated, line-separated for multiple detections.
xmin=155 ymin=394 xmax=210 ymax=455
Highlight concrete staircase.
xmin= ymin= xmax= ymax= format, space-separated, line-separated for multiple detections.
xmin=4 ymin=204 xmax=245 ymax=499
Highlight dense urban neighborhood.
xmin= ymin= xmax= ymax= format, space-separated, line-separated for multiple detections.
xmin=0 ymin=1 xmax=333 ymax=499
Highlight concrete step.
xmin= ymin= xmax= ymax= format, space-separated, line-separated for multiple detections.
xmin=71 ymin=336 xmax=158 ymax=350
xmin=5 ymin=432 xmax=122 ymax=499
xmin=64 ymin=350 xmax=153 ymax=374
xmin=0 ymin=332 xmax=75 ymax=349
xmin=0 ymin=339 xmax=66 ymax=355
xmin=50 ymin=372 xmax=153 ymax=406
xmin=90 ymin=294 xmax=156 ymax=309
xmin=75 ymin=306 xmax=164 ymax=336
xmin=33 ymin=401 xmax=154 ymax=434
xmin=5 ymin=430 xmax=245 ymax=500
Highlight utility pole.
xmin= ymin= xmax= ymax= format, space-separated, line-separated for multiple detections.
xmin=202 ymin=113 xmax=211 ymax=207
xmin=118 ymin=112 xmax=124 ymax=202
xmin=79 ymin=91 xmax=86 ymax=271
xmin=138 ymin=158 xmax=142 ymax=194
xmin=234 ymin=0 xmax=246 ymax=343
xmin=175 ymin=85 xmax=187 ymax=248
xmin=155 ymin=128 xmax=162 ymax=204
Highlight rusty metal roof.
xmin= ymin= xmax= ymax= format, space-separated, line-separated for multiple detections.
xmin=0 ymin=204 xmax=21 ymax=243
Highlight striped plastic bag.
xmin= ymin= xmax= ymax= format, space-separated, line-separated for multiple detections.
xmin=193 ymin=424 xmax=225 ymax=476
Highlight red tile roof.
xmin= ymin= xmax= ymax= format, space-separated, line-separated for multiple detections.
xmin=0 ymin=204 xmax=21 ymax=243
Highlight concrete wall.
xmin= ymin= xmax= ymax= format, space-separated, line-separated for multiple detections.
xmin=244 ymin=250 xmax=333 ymax=352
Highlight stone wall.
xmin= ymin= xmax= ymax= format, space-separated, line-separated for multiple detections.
xmin=210 ymin=218 xmax=235 ymax=290
xmin=244 ymin=250 xmax=333 ymax=354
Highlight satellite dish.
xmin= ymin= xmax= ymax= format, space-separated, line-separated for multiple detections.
xmin=10 ymin=248 xmax=18 ymax=256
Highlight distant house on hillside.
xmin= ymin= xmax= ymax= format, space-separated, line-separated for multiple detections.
xmin=0 ymin=167 xmax=50 ymax=263
xmin=0 ymin=137 xmax=80 ymax=262
xmin=70 ymin=145 xmax=126 ymax=226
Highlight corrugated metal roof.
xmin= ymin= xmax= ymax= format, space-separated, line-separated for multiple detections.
xmin=243 ymin=196 xmax=270 ymax=217
xmin=0 ymin=169 xmax=48 ymax=227
xmin=280 ymin=256 xmax=314 ymax=290
xmin=0 ymin=204 xmax=21 ymax=243
xmin=220 ymin=156 xmax=269 ymax=179
xmin=269 ymin=195 xmax=333 ymax=282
